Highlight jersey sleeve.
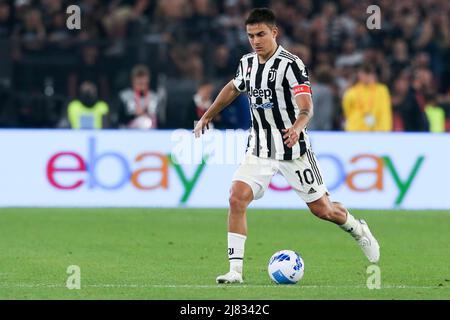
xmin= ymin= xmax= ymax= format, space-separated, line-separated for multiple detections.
xmin=232 ymin=60 xmax=246 ymax=93
xmin=286 ymin=58 xmax=312 ymax=96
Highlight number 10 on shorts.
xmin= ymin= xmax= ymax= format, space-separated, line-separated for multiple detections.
xmin=295 ymin=169 xmax=315 ymax=186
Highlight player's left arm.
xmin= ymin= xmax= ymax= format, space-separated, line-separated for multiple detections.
xmin=283 ymin=94 xmax=313 ymax=148
xmin=283 ymin=59 xmax=314 ymax=148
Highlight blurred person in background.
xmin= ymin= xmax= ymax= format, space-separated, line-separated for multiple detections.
xmin=117 ymin=64 xmax=159 ymax=129
xmin=46 ymin=6 xmax=73 ymax=50
xmin=167 ymin=43 xmax=205 ymax=81
xmin=335 ymin=38 xmax=363 ymax=69
xmin=187 ymin=79 xmax=221 ymax=129
xmin=11 ymin=7 xmax=46 ymax=58
xmin=67 ymin=81 xmax=110 ymax=129
xmin=403 ymin=66 xmax=436 ymax=131
xmin=309 ymin=65 xmax=335 ymax=131
xmin=0 ymin=0 xmax=13 ymax=38
xmin=0 ymin=81 xmax=15 ymax=127
xmin=342 ymin=63 xmax=392 ymax=132
xmin=1 ymin=0 xmax=449 ymax=130
xmin=424 ymin=91 xmax=445 ymax=133
xmin=68 ymin=44 xmax=109 ymax=100
xmin=102 ymin=6 xmax=134 ymax=57
xmin=216 ymin=0 xmax=250 ymax=50
xmin=211 ymin=44 xmax=236 ymax=81
xmin=187 ymin=79 xmax=250 ymax=130
xmin=394 ymin=68 xmax=431 ymax=132
xmin=391 ymin=71 xmax=411 ymax=131
xmin=220 ymin=93 xmax=251 ymax=130
xmin=389 ymin=39 xmax=410 ymax=81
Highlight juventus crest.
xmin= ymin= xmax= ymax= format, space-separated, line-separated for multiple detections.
xmin=268 ymin=68 xmax=277 ymax=82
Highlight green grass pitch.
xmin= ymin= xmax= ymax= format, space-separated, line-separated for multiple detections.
xmin=0 ymin=208 xmax=449 ymax=299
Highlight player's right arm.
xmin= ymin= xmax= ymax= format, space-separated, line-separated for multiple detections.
xmin=193 ymin=80 xmax=241 ymax=138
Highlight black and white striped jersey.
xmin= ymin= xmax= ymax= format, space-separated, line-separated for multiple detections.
xmin=233 ymin=45 xmax=312 ymax=160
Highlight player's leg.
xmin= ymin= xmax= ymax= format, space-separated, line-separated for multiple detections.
xmin=306 ymin=195 xmax=347 ymax=224
xmin=307 ymin=195 xmax=380 ymax=263
xmin=228 ymin=180 xmax=253 ymax=236
xmin=227 ymin=180 xmax=253 ymax=276
xmin=279 ymin=150 xmax=380 ymax=263
xmin=216 ymin=181 xmax=253 ymax=284
xmin=216 ymin=154 xmax=276 ymax=284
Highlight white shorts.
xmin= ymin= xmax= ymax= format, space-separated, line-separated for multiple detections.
xmin=232 ymin=150 xmax=329 ymax=203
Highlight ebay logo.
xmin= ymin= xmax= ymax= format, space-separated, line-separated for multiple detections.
xmin=269 ymin=154 xmax=425 ymax=206
xmin=46 ymin=137 xmax=208 ymax=204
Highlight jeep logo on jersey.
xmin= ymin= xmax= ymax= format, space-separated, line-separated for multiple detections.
xmin=249 ymin=87 xmax=273 ymax=99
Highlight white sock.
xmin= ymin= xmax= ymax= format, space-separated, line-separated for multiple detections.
xmin=339 ymin=211 xmax=363 ymax=238
xmin=228 ymin=232 xmax=246 ymax=274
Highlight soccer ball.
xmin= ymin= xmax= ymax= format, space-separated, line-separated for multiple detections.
xmin=268 ymin=250 xmax=305 ymax=284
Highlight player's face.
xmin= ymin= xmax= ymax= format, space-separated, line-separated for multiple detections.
xmin=246 ymin=23 xmax=278 ymax=57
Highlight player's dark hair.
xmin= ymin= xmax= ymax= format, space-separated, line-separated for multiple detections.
xmin=245 ymin=8 xmax=276 ymax=27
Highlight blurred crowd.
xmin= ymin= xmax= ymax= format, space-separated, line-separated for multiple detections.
xmin=0 ymin=0 xmax=449 ymax=132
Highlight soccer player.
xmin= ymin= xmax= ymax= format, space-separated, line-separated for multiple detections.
xmin=193 ymin=8 xmax=380 ymax=284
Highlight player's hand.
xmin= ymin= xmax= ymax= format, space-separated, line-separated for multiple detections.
xmin=193 ymin=116 xmax=211 ymax=138
xmin=282 ymin=126 xmax=301 ymax=148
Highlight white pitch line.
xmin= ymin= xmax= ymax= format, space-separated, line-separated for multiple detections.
xmin=0 ymin=284 xmax=448 ymax=290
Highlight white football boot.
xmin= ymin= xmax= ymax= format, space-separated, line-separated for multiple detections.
xmin=216 ymin=270 xmax=243 ymax=284
xmin=355 ymin=219 xmax=380 ymax=263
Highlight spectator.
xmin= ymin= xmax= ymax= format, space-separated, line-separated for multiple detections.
xmin=211 ymin=45 xmax=235 ymax=81
xmin=46 ymin=9 xmax=73 ymax=50
xmin=188 ymin=79 xmax=251 ymax=130
xmin=394 ymin=68 xmax=430 ymax=132
xmin=12 ymin=8 xmax=46 ymax=57
xmin=67 ymin=81 xmax=109 ymax=129
xmin=0 ymin=0 xmax=13 ymax=38
xmin=117 ymin=64 xmax=160 ymax=129
xmin=424 ymin=92 xmax=445 ymax=132
xmin=1 ymin=0 xmax=450 ymax=129
xmin=309 ymin=65 xmax=335 ymax=131
xmin=342 ymin=63 xmax=392 ymax=132
xmin=220 ymin=93 xmax=251 ymax=130
xmin=187 ymin=79 xmax=219 ymax=129
xmin=389 ymin=39 xmax=410 ymax=81
xmin=102 ymin=6 xmax=134 ymax=57
xmin=68 ymin=44 xmax=109 ymax=100
xmin=391 ymin=72 xmax=411 ymax=131
xmin=0 ymin=81 xmax=14 ymax=127
xmin=167 ymin=43 xmax=205 ymax=81
xmin=335 ymin=38 xmax=364 ymax=69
